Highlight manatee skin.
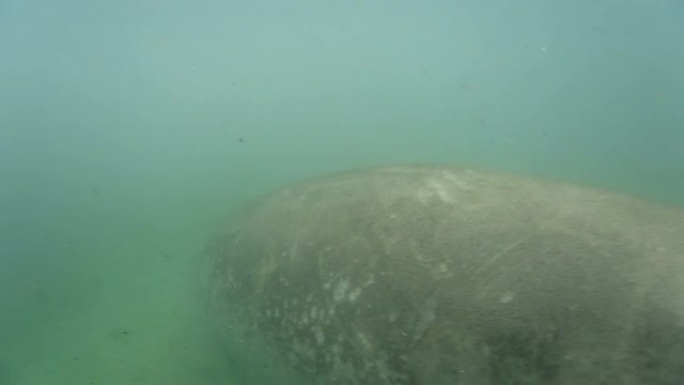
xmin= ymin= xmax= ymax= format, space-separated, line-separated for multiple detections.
xmin=202 ymin=165 xmax=684 ymax=385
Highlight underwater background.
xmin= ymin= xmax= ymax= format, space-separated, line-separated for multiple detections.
xmin=1 ymin=0 xmax=683 ymax=384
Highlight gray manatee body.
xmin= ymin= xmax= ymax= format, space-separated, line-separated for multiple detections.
xmin=203 ymin=165 xmax=684 ymax=385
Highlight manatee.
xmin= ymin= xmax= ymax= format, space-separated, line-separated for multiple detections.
xmin=202 ymin=165 xmax=684 ymax=385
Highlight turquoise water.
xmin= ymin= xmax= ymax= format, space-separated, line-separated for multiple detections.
xmin=1 ymin=0 xmax=683 ymax=384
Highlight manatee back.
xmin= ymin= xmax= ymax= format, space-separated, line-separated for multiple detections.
xmin=203 ymin=165 xmax=684 ymax=385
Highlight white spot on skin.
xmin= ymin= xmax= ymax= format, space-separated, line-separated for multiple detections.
xmin=292 ymin=339 xmax=316 ymax=361
xmin=431 ymin=182 xmax=454 ymax=203
xmin=334 ymin=278 xmax=350 ymax=302
xmin=415 ymin=178 xmax=455 ymax=204
xmin=349 ymin=287 xmax=362 ymax=302
xmin=388 ymin=311 xmax=397 ymax=323
xmin=413 ymin=297 xmax=437 ymax=340
xmin=313 ymin=326 xmax=325 ymax=345
xmin=363 ymin=274 xmax=375 ymax=287
xmin=357 ymin=331 xmax=372 ymax=350
xmin=500 ymin=292 xmax=515 ymax=304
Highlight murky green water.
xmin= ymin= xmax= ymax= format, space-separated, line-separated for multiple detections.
xmin=1 ymin=0 xmax=683 ymax=384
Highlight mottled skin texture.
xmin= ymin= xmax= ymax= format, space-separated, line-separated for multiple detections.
xmin=203 ymin=165 xmax=684 ymax=385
